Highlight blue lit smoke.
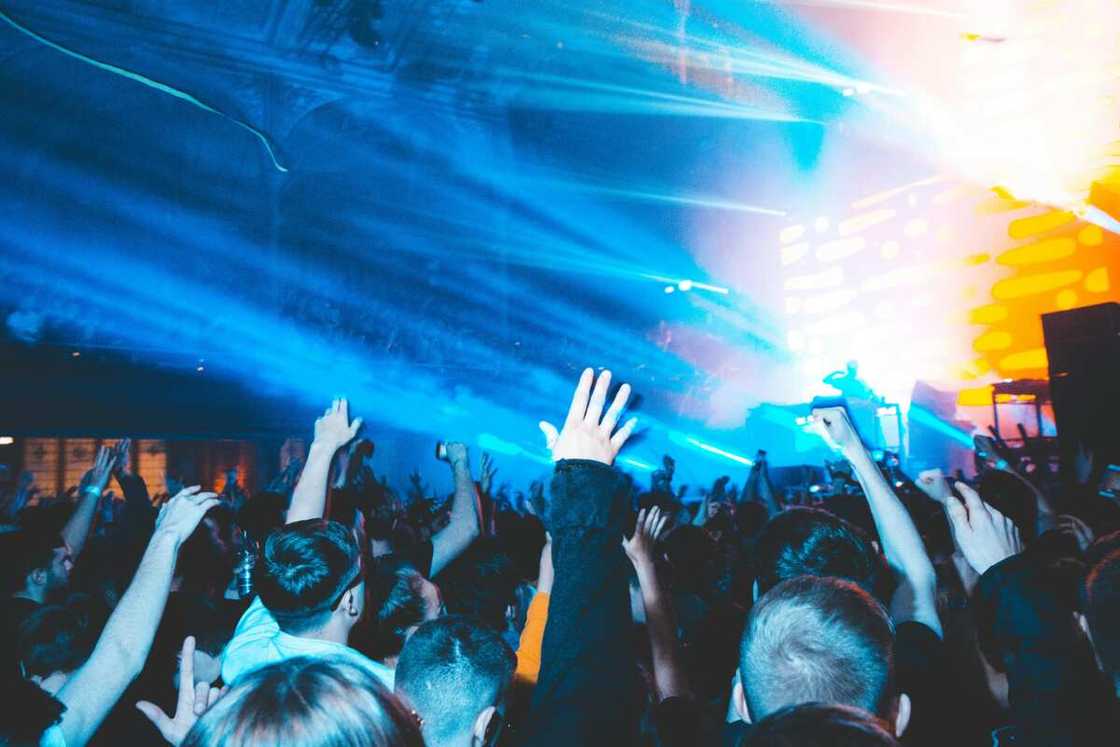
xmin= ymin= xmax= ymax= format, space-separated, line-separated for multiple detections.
xmin=0 ymin=0 xmax=893 ymax=487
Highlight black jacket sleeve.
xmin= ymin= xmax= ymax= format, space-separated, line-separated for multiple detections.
xmin=520 ymin=459 xmax=638 ymax=746
xmin=973 ymin=552 xmax=1107 ymax=747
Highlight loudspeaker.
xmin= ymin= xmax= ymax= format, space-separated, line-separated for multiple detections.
xmin=1042 ymin=303 xmax=1120 ymax=460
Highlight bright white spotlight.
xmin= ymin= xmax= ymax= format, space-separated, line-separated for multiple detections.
xmin=0 ymin=437 xmax=13 ymax=446
xmin=677 ymin=279 xmax=693 ymax=291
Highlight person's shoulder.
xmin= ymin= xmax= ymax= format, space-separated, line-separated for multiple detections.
xmin=230 ymin=596 xmax=276 ymax=638
xmin=334 ymin=645 xmax=395 ymax=689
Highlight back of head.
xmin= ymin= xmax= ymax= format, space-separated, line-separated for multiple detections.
xmin=182 ymin=657 xmax=424 ymax=747
xmin=254 ymin=520 xmax=360 ymax=635
xmin=17 ymin=604 xmax=94 ymax=679
xmin=395 ymin=615 xmax=516 ymax=747
xmin=1084 ymin=549 xmax=1120 ymax=688
xmin=0 ymin=529 xmax=63 ymax=596
xmin=753 ymin=508 xmax=884 ymax=599
xmin=361 ymin=559 xmax=432 ymax=660
xmin=740 ymin=576 xmax=895 ymax=720
xmin=437 ymin=539 xmax=518 ymax=632
xmin=745 ymin=703 xmax=900 ymax=747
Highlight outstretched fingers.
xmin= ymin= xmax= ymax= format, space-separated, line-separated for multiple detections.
xmin=584 ymin=370 xmax=613 ymax=426
xmin=600 ymin=383 xmax=632 ymax=435
xmin=610 ymin=417 xmax=639 ymax=452
xmin=563 ymin=369 xmax=595 ymax=429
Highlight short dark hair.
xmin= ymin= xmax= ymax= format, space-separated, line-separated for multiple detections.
xmin=0 ymin=529 xmax=64 ymax=595
xmin=437 ymin=539 xmax=518 ymax=632
xmin=745 ymin=703 xmax=900 ymax=747
xmin=740 ymin=576 xmax=895 ymax=720
xmin=395 ymin=616 xmax=515 ymax=746
xmin=360 ymin=559 xmax=430 ymax=660
xmin=254 ymin=520 xmax=361 ymax=635
xmin=1084 ymin=549 xmax=1120 ymax=689
xmin=753 ymin=508 xmax=885 ymax=599
xmin=182 ymin=657 xmax=424 ymax=747
xmin=17 ymin=604 xmax=95 ymax=678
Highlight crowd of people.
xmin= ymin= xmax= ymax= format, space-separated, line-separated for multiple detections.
xmin=1 ymin=367 xmax=1119 ymax=747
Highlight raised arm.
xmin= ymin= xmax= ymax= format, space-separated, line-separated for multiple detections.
xmin=623 ymin=506 xmax=688 ymax=702
xmin=812 ymin=406 xmax=943 ymax=638
xmin=53 ymin=487 xmax=219 ymax=747
xmin=287 ymin=399 xmax=362 ymax=524
xmin=61 ymin=445 xmax=116 ymax=558
xmin=514 ymin=535 xmax=553 ymax=685
xmin=525 ymin=368 xmax=639 ymax=746
xmin=429 ymin=442 xmax=481 ymax=576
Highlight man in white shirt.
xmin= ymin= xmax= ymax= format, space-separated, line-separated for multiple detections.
xmin=220 ymin=399 xmax=394 ymax=687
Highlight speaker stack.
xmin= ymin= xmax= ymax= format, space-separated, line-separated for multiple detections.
xmin=1042 ymin=302 xmax=1120 ymax=464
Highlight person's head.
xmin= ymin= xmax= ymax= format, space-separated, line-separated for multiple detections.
xmin=181 ymin=657 xmax=424 ymax=747
xmin=363 ymin=559 xmax=443 ymax=662
xmin=16 ymin=604 xmax=95 ymax=694
xmin=736 ymin=576 xmax=908 ymax=737
xmin=744 ymin=703 xmax=900 ymax=747
xmin=1081 ymin=548 xmax=1120 ymax=695
xmin=0 ymin=529 xmax=72 ymax=603
xmin=753 ymin=509 xmax=885 ymax=601
xmin=395 ymin=616 xmax=516 ymax=747
xmin=438 ymin=539 xmax=518 ymax=633
xmin=254 ymin=520 xmax=364 ymax=640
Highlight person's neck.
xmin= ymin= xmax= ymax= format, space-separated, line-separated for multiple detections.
xmin=296 ymin=618 xmax=350 ymax=645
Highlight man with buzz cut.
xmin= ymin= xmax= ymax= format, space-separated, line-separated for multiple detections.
xmin=395 ymin=615 xmax=516 ymax=747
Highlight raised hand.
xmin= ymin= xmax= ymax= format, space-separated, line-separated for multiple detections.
xmin=313 ymin=398 xmax=363 ymax=453
xmin=154 ymin=487 xmax=220 ymax=545
xmin=442 ymin=442 xmax=469 ymax=467
xmin=80 ymin=445 xmax=115 ymax=498
xmin=947 ymin=482 xmax=1024 ymax=576
xmin=4 ymin=471 xmax=35 ymax=518
xmin=480 ymin=452 xmax=497 ymax=495
xmin=623 ymin=506 xmax=669 ymax=570
xmin=539 ymin=368 xmax=638 ymax=465
xmin=136 ymin=636 xmax=224 ymax=747
xmin=110 ymin=438 xmax=132 ymax=477
xmin=916 ymin=469 xmax=953 ymax=505
xmin=810 ymin=406 xmax=862 ymax=456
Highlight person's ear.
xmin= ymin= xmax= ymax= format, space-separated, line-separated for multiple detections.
xmin=472 ymin=705 xmax=500 ymax=747
xmin=733 ymin=679 xmax=751 ymax=724
xmin=895 ymin=693 xmax=911 ymax=737
xmin=751 ymin=579 xmax=760 ymax=603
xmin=345 ymin=589 xmax=360 ymax=618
